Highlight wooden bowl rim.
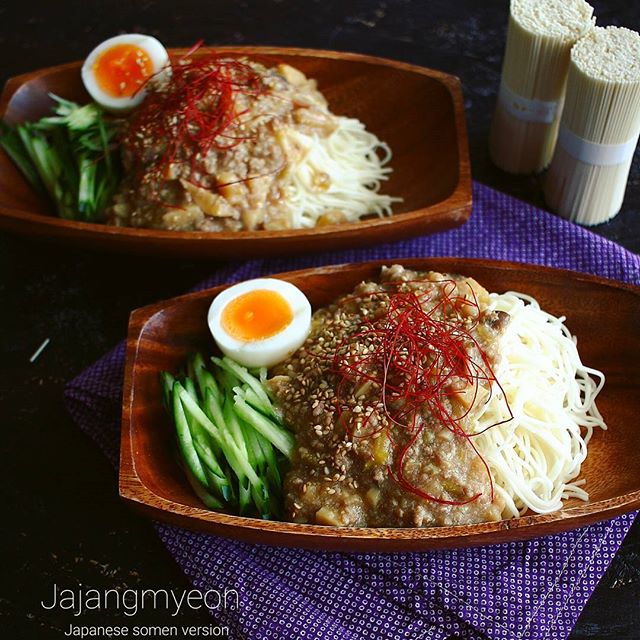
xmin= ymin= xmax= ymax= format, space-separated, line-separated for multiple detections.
xmin=0 ymin=46 xmax=471 ymax=244
xmin=120 ymin=258 xmax=640 ymax=547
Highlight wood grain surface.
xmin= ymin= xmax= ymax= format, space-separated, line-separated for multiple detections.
xmin=121 ymin=258 xmax=640 ymax=551
xmin=2 ymin=2 xmax=638 ymax=638
xmin=0 ymin=47 xmax=471 ymax=258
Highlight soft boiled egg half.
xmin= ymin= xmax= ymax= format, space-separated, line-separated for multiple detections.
xmin=208 ymin=279 xmax=312 ymax=369
xmin=81 ymin=34 xmax=169 ymax=112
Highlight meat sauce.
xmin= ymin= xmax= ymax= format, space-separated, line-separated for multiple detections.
xmin=269 ymin=265 xmax=509 ymax=527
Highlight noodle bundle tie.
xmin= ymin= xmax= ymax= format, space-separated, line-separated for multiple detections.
xmin=497 ymin=79 xmax=560 ymax=125
xmin=557 ymin=126 xmax=639 ymax=167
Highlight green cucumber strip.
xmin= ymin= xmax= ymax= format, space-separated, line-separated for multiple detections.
xmin=191 ymin=437 xmax=224 ymax=476
xmin=66 ymin=103 xmax=100 ymax=131
xmin=185 ymin=415 xmax=225 ymax=478
xmin=0 ymin=122 xmax=44 ymax=193
xmin=35 ymin=116 xmax=67 ymax=127
xmin=200 ymin=393 xmax=228 ymax=481
xmin=50 ymin=126 xmax=77 ymax=182
xmin=214 ymin=357 xmax=276 ymax=418
xmin=190 ymin=429 xmax=235 ymax=504
xmin=178 ymin=384 xmax=260 ymax=484
xmin=77 ymin=155 xmax=96 ymax=217
xmin=179 ymin=384 xmax=259 ymax=510
xmin=160 ymin=372 xmax=175 ymax=411
xmin=49 ymin=93 xmax=78 ymax=114
xmin=186 ymin=354 xmax=198 ymax=388
xmin=172 ymin=385 xmax=208 ymax=487
xmin=203 ymin=468 xmax=233 ymax=504
xmin=238 ymin=419 xmax=274 ymax=517
xmin=238 ymin=385 xmax=275 ymax=419
xmin=251 ymin=479 xmax=271 ymax=519
xmin=166 ymin=354 xmax=293 ymax=518
xmin=93 ymin=168 xmax=114 ymax=220
xmin=183 ymin=376 xmax=198 ymax=400
xmin=45 ymin=96 xmax=99 ymax=131
xmin=233 ymin=396 xmax=294 ymax=458
xmin=17 ymin=126 xmax=57 ymax=193
xmin=239 ymin=416 xmax=266 ymax=472
xmin=204 ymin=388 xmax=225 ymax=431
xmin=182 ymin=399 xmax=234 ymax=503
xmin=192 ymin=353 xmax=222 ymax=404
xmin=32 ymin=134 xmax=61 ymax=185
xmin=223 ymin=393 xmax=248 ymax=456
xmin=97 ymin=117 xmax=111 ymax=171
xmin=200 ymin=389 xmax=226 ymax=464
xmin=192 ymin=440 xmax=234 ymax=503
xmin=217 ymin=367 xmax=239 ymax=394
xmin=181 ymin=460 xmax=224 ymax=510
xmin=26 ymin=132 xmax=75 ymax=220
xmin=176 ymin=385 xmax=226 ymax=471
xmin=219 ymin=430 xmax=261 ymax=486
xmin=4 ymin=94 xmax=121 ymax=223
xmin=237 ymin=477 xmax=252 ymax=515
xmin=256 ymin=430 xmax=282 ymax=489
xmin=177 ymin=385 xmax=223 ymax=443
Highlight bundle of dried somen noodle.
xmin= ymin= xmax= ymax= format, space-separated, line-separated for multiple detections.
xmin=489 ymin=0 xmax=594 ymax=175
xmin=544 ymin=26 xmax=640 ymax=225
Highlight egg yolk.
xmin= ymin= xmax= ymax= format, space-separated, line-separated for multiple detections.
xmin=93 ymin=44 xmax=154 ymax=98
xmin=221 ymin=290 xmax=293 ymax=342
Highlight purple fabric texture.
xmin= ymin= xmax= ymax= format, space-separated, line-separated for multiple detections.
xmin=65 ymin=183 xmax=639 ymax=640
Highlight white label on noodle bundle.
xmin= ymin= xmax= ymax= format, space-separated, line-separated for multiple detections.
xmin=558 ymin=126 xmax=640 ymax=166
xmin=498 ymin=81 xmax=559 ymax=124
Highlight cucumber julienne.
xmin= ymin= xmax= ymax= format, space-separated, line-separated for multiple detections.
xmin=0 ymin=94 xmax=121 ymax=222
xmin=160 ymin=353 xmax=294 ymax=519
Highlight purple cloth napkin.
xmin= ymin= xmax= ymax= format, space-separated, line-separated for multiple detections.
xmin=65 ymin=182 xmax=639 ymax=640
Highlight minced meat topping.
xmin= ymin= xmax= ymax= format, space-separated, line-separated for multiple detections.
xmin=268 ymin=265 xmax=509 ymax=528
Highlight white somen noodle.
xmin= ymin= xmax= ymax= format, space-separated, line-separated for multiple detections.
xmin=279 ymin=116 xmax=401 ymax=229
xmin=472 ymin=291 xmax=606 ymax=517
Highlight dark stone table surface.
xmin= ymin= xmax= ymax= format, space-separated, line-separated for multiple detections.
xmin=1 ymin=1 xmax=638 ymax=638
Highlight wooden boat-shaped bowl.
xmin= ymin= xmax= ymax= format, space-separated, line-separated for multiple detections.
xmin=0 ymin=47 xmax=470 ymax=259
xmin=121 ymin=258 xmax=640 ymax=550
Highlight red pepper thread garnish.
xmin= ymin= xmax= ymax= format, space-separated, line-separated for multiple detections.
xmin=122 ymin=48 xmax=268 ymax=200
xmin=322 ymin=279 xmax=512 ymax=506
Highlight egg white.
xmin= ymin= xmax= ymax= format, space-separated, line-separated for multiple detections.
xmin=81 ymin=34 xmax=169 ymax=112
xmin=208 ymin=278 xmax=312 ymax=368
